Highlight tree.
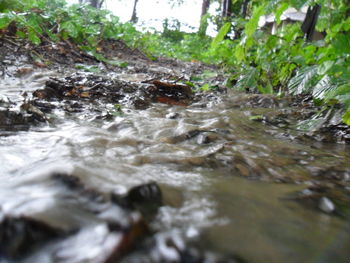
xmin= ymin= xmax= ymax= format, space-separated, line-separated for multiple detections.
xmin=301 ymin=4 xmax=321 ymax=42
xmin=198 ymin=0 xmax=211 ymax=36
xmin=241 ymin=0 xmax=249 ymax=18
xmin=79 ymin=0 xmax=104 ymax=9
xmin=130 ymin=0 xmax=139 ymax=23
xmin=221 ymin=0 xmax=232 ymax=18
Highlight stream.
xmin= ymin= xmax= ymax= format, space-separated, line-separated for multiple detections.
xmin=1 ymin=60 xmax=350 ymax=263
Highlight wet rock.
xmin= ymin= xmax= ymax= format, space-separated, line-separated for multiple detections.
xmin=146 ymin=80 xmax=193 ymax=106
xmin=0 ymin=109 xmax=36 ymax=131
xmin=0 ymin=216 xmax=63 ymax=259
xmin=131 ymin=98 xmax=150 ymax=110
xmin=0 ymin=173 xmax=158 ymax=262
xmin=197 ymin=133 xmax=215 ymax=144
xmin=317 ymin=124 xmax=350 ymax=144
xmin=112 ymin=182 xmax=163 ymax=221
xmin=166 ymin=112 xmax=180 ymax=119
xmin=20 ymin=102 xmax=50 ymax=122
xmin=162 ymin=129 xmax=203 ymax=144
xmin=32 ymin=100 xmax=56 ymax=113
xmin=127 ymin=182 xmax=162 ymax=207
xmin=289 ymin=185 xmax=350 ymax=217
xmin=319 ymin=197 xmax=335 ymax=213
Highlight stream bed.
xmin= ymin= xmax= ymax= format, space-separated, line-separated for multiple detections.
xmin=1 ymin=49 xmax=350 ymax=263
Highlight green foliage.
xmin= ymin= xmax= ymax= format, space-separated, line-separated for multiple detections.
xmin=343 ymin=110 xmax=350 ymax=125
xmin=211 ymin=22 xmax=231 ymax=49
xmin=1 ymin=0 xmax=350 ymax=126
xmin=201 ymin=0 xmax=350 ymax=125
xmin=0 ymin=0 xmax=140 ymax=57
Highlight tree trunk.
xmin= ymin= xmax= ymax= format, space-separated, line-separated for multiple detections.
xmin=201 ymin=0 xmax=210 ymax=17
xmin=79 ymin=0 xmax=104 ymax=8
xmin=130 ymin=0 xmax=139 ymax=23
xmin=198 ymin=0 xmax=210 ymax=36
xmin=301 ymin=4 xmax=321 ymax=42
xmin=222 ymin=0 xmax=232 ymax=18
xmin=242 ymin=0 xmax=249 ymax=18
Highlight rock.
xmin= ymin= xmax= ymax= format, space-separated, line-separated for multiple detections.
xmin=319 ymin=197 xmax=335 ymax=213
xmin=0 ymin=173 xmax=158 ymax=262
xmin=146 ymin=80 xmax=193 ymax=106
xmin=0 ymin=109 xmax=35 ymax=131
xmin=165 ymin=112 xmax=179 ymax=119
xmin=0 ymin=216 xmax=63 ymax=259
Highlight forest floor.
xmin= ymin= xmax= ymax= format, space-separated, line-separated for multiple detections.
xmin=1 ymin=34 xmax=350 ymax=143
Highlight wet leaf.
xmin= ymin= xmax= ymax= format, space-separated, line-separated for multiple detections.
xmin=249 ymin=115 xmax=264 ymax=121
xmin=275 ymin=3 xmax=289 ymax=26
xmin=106 ymin=60 xmax=129 ymax=68
xmin=79 ymin=92 xmax=90 ymax=98
xmin=343 ymin=110 xmax=350 ymax=125
xmin=156 ymin=96 xmax=187 ymax=106
xmin=0 ymin=13 xmax=11 ymax=29
xmin=75 ymin=64 xmax=101 ymax=73
xmin=201 ymin=83 xmax=210 ymax=91
xmin=245 ymin=4 xmax=266 ymax=37
xmin=288 ymin=65 xmax=319 ymax=95
xmin=60 ymin=21 xmax=78 ymax=38
xmin=28 ymin=28 xmax=41 ymax=45
xmin=211 ymin=22 xmax=231 ymax=49
xmin=317 ymin=61 xmax=335 ymax=75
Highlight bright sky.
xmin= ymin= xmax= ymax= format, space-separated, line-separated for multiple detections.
xmin=67 ymin=0 xmax=211 ymax=33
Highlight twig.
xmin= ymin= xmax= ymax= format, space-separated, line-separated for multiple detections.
xmin=2 ymin=36 xmax=21 ymax=47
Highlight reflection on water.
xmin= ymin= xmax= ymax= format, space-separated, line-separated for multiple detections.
xmin=1 ymin=70 xmax=350 ymax=262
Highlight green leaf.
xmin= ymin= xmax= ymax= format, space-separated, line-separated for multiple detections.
xmin=332 ymin=34 xmax=350 ymax=54
xmin=258 ymin=83 xmax=274 ymax=94
xmin=325 ymin=84 xmax=350 ymax=108
xmin=28 ymin=28 xmax=41 ymax=45
xmin=344 ymin=17 xmax=350 ymax=31
xmin=200 ymin=83 xmax=210 ymax=91
xmin=249 ymin=115 xmax=264 ymax=121
xmin=46 ymin=29 xmax=59 ymax=41
xmin=27 ymin=14 xmax=43 ymax=35
xmin=235 ymin=44 xmax=245 ymax=61
xmin=313 ymin=75 xmax=336 ymax=99
xmin=0 ymin=13 xmax=11 ymax=29
xmin=105 ymin=60 xmax=129 ymax=68
xmin=275 ymin=3 xmax=289 ymax=26
xmin=211 ymin=22 xmax=231 ymax=49
xmin=236 ymin=67 xmax=258 ymax=91
xmin=317 ymin=61 xmax=334 ymax=75
xmin=201 ymin=70 xmax=217 ymax=79
xmin=343 ymin=110 xmax=350 ymax=125
xmin=288 ymin=65 xmax=319 ymax=95
xmin=245 ymin=4 xmax=266 ymax=38
xmin=60 ymin=21 xmax=79 ymax=38
xmin=16 ymin=30 xmax=26 ymax=38
xmin=75 ymin=64 xmax=101 ymax=73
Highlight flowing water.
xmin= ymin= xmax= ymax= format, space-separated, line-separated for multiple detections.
xmin=1 ymin=68 xmax=350 ymax=262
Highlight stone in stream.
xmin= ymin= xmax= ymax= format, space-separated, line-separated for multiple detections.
xmin=0 ymin=216 xmax=63 ymax=259
xmin=0 ymin=173 xmax=163 ymax=262
xmin=0 ymin=109 xmax=42 ymax=131
xmin=319 ymin=197 xmax=335 ymax=213
xmin=145 ymin=80 xmax=193 ymax=106
xmin=111 ymin=182 xmax=163 ymax=222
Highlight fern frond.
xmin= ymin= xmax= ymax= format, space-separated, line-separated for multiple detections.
xmin=288 ymin=65 xmax=318 ymax=95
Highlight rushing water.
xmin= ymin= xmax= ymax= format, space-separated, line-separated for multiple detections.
xmin=1 ymin=69 xmax=350 ymax=262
